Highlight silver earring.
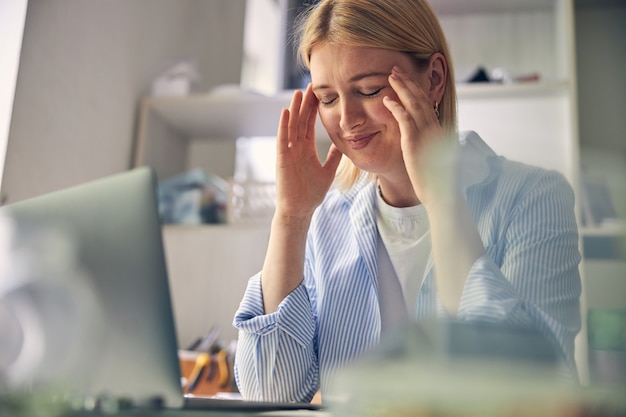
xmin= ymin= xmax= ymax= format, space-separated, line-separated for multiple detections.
xmin=434 ymin=101 xmax=440 ymax=120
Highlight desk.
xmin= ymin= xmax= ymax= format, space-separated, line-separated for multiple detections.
xmin=0 ymin=401 xmax=326 ymax=417
xmin=63 ymin=410 xmax=326 ymax=417
xmin=0 ymin=393 xmax=326 ymax=417
xmin=2 ymin=391 xmax=624 ymax=417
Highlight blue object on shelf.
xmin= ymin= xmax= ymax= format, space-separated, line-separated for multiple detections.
xmin=157 ymin=169 xmax=228 ymax=225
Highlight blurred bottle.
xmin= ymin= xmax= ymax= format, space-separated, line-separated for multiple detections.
xmin=0 ymin=213 xmax=104 ymax=394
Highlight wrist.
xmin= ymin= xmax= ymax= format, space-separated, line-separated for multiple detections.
xmin=422 ymin=186 xmax=461 ymax=213
xmin=271 ymin=211 xmax=313 ymax=230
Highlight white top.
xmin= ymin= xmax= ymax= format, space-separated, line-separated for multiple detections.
xmin=375 ymin=185 xmax=432 ymax=335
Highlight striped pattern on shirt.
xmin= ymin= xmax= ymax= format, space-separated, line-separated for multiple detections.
xmin=233 ymin=131 xmax=581 ymax=402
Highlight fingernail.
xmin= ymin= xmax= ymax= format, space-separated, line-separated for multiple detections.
xmin=392 ymin=65 xmax=402 ymax=73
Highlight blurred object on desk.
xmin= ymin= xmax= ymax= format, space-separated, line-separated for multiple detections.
xmin=0 ymin=390 xmax=71 ymax=417
xmin=178 ymin=328 xmax=237 ymax=397
xmin=0 ymin=212 xmax=104 ymax=393
xmin=327 ymin=320 xmax=626 ymax=417
xmin=179 ymin=349 xmax=236 ymax=397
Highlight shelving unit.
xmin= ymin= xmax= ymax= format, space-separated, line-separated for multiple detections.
xmin=432 ymin=0 xmax=579 ymax=179
xmin=573 ymin=0 xmax=626 ymax=385
xmin=429 ymin=0 xmax=592 ymax=382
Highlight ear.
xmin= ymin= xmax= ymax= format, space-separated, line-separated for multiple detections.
xmin=427 ymin=53 xmax=447 ymax=104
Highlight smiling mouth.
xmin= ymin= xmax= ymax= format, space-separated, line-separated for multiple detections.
xmin=346 ymin=133 xmax=377 ymax=150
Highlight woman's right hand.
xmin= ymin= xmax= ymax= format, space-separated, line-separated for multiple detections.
xmin=274 ymin=84 xmax=343 ymax=221
xmin=261 ymin=85 xmax=342 ymax=314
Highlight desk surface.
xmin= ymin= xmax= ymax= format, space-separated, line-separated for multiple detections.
xmin=62 ymin=409 xmax=327 ymax=417
xmin=0 ymin=394 xmax=326 ymax=417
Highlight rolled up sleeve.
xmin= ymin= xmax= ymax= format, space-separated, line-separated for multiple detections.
xmin=233 ymin=273 xmax=319 ymax=402
xmin=457 ymin=170 xmax=582 ymax=376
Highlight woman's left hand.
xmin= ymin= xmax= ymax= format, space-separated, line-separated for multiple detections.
xmin=383 ymin=65 xmax=455 ymax=207
xmin=384 ymin=66 xmax=485 ymax=316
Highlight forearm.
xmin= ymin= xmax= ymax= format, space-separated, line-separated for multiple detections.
xmin=427 ymin=190 xmax=485 ymax=316
xmin=456 ymin=255 xmax=580 ymax=375
xmin=261 ymin=213 xmax=312 ymax=314
xmin=445 ymin=169 xmax=581 ymax=373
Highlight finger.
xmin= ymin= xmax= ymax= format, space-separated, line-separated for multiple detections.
xmin=389 ymin=74 xmax=432 ymax=125
xmin=389 ymin=68 xmax=436 ymax=126
xmin=277 ymin=108 xmax=290 ymax=154
xmin=383 ymin=95 xmax=417 ymax=139
xmin=391 ymin=66 xmax=426 ymax=100
xmin=301 ymin=84 xmax=318 ymax=142
xmin=288 ymin=90 xmax=304 ymax=145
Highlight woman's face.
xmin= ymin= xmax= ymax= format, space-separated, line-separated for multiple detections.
xmin=310 ymin=44 xmax=430 ymax=178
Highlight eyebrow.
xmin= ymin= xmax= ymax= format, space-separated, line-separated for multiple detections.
xmin=313 ymin=71 xmax=390 ymax=91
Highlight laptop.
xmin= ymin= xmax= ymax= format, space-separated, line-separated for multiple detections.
xmin=0 ymin=167 xmax=320 ymax=412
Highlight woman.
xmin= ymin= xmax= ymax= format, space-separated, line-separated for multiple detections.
xmin=233 ymin=0 xmax=581 ymax=403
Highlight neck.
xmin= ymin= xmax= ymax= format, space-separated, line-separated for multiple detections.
xmin=377 ymin=176 xmax=420 ymax=208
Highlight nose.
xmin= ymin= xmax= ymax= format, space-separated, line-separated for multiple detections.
xmin=339 ymin=98 xmax=365 ymax=132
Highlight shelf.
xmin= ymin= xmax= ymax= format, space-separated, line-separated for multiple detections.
xmin=142 ymin=81 xmax=570 ymax=141
xmin=575 ymin=0 xmax=625 ymax=8
xmin=144 ymin=86 xmax=328 ymax=140
xmin=581 ymin=223 xmax=626 ymax=260
xmin=431 ymin=0 xmax=555 ymax=15
xmin=581 ymin=224 xmax=626 ymax=237
xmin=456 ymin=81 xmax=570 ymax=99
xmin=162 ymin=222 xmax=271 ymax=232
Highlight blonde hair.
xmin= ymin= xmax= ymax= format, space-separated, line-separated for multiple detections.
xmin=295 ymin=0 xmax=457 ymax=190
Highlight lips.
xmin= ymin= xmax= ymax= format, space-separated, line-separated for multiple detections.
xmin=345 ymin=132 xmax=377 ymax=150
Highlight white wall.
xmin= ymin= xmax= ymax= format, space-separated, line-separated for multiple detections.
xmin=0 ymin=0 xmax=28 ymax=196
xmin=2 ymin=0 xmax=246 ymax=204
xmin=241 ymin=0 xmax=284 ymax=95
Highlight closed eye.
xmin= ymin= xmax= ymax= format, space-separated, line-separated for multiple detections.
xmin=319 ymin=96 xmax=337 ymax=106
xmin=317 ymin=86 xmax=385 ymax=106
xmin=359 ymin=87 xmax=384 ymax=98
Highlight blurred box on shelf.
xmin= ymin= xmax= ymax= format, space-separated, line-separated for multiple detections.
xmin=157 ymin=169 xmax=228 ymax=225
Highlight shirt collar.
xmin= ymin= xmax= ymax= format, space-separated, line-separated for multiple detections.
xmin=457 ymin=130 xmax=499 ymax=197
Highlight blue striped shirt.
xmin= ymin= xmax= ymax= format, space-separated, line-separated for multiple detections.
xmin=233 ymin=131 xmax=582 ymax=403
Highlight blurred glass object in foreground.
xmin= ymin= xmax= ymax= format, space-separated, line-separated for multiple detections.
xmin=0 ymin=213 xmax=104 ymax=395
xmin=327 ymin=320 xmax=626 ymax=417
xmin=587 ymin=308 xmax=626 ymax=386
